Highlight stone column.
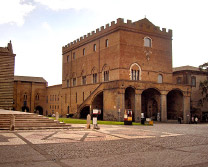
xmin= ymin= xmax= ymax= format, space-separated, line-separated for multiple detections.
xmin=117 ymin=89 xmax=125 ymax=122
xmin=161 ymin=91 xmax=168 ymax=122
xmin=183 ymin=96 xmax=191 ymax=124
xmin=10 ymin=115 xmax=15 ymax=131
xmin=135 ymin=90 xmax=142 ymax=123
xmin=55 ymin=112 xmax=59 ymax=121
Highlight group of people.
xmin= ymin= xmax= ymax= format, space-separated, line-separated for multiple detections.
xmin=191 ymin=116 xmax=199 ymax=124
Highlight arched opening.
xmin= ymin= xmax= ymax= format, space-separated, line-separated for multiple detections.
xmin=92 ymin=92 xmax=103 ymax=120
xmin=125 ymin=87 xmax=135 ymax=122
xmin=167 ymin=89 xmax=183 ymax=120
xmin=80 ymin=106 xmax=90 ymax=119
xmin=22 ymin=106 xmax=29 ymax=112
xmin=142 ymin=88 xmax=161 ymax=121
xmin=35 ymin=106 xmax=43 ymax=115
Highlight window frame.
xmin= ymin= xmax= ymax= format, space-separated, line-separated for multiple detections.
xmin=144 ymin=37 xmax=152 ymax=47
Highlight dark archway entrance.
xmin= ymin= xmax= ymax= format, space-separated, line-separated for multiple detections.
xmin=80 ymin=106 xmax=90 ymax=119
xmin=167 ymin=89 xmax=183 ymax=120
xmin=142 ymin=88 xmax=161 ymax=121
xmin=22 ymin=106 xmax=29 ymax=112
xmin=35 ymin=106 xmax=43 ymax=115
xmin=92 ymin=92 xmax=103 ymax=120
xmin=125 ymin=87 xmax=135 ymax=121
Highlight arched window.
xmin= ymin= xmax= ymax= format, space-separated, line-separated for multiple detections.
xmin=144 ymin=37 xmax=152 ymax=47
xmin=191 ymin=76 xmax=196 ymax=87
xmin=102 ymin=65 xmax=110 ymax=82
xmin=130 ymin=63 xmax=141 ymax=81
xmin=91 ymin=67 xmax=98 ymax=84
xmin=158 ymin=74 xmax=163 ymax=83
xmin=177 ymin=77 xmax=182 ymax=84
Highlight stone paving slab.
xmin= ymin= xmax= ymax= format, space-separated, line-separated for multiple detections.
xmin=0 ymin=124 xmax=208 ymax=167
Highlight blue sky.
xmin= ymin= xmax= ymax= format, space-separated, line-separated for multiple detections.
xmin=0 ymin=0 xmax=207 ymax=86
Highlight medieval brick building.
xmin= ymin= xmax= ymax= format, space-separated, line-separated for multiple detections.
xmin=60 ymin=18 xmax=191 ymax=123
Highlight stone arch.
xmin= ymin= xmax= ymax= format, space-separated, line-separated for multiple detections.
xmin=125 ymin=87 xmax=135 ymax=121
xmin=35 ymin=106 xmax=43 ymax=115
xmin=129 ymin=63 xmax=142 ymax=80
xmin=142 ymin=88 xmax=161 ymax=120
xmin=91 ymin=91 xmax=103 ymax=120
xmin=167 ymin=89 xmax=183 ymax=120
xmin=22 ymin=106 xmax=29 ymax=112
xmin=80 ymin=105 xmax=90 ymax=119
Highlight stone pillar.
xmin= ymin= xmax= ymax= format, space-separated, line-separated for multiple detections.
xmin=86 ymin=114 xmax=91 ymax=129
xmin=10 ymin=115 xmax=15 ymax=131
xmin=135 ymin=90 xmax=142 ymax=123
xmin=161 ymin=91 xmax=167 ymax=122
xmin=55 ymin=112 xmax=59 ymax=121
xmin=117 ymin=89 xmax=125 ymax=122
xmin=183 ymin=96 xmax=191 ymax=124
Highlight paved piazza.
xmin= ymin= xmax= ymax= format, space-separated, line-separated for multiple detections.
xmin=0 ymin=123 xmax=208 ymax=167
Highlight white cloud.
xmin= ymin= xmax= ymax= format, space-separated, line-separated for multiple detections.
xmin=0 ymin=0 xmax=35 ymax=26
xmin=34 ymin=0 xmax=91 ymax=10
xmin=42 ymin=22 xmax=53 ymax=33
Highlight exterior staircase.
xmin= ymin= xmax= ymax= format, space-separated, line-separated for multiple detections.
xmin=0 ymin=112 xmax=70 ymax=130
xmin=78 ymin=83 xmax=104 ymax=112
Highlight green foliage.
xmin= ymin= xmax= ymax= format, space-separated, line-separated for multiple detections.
xmin=49 ymin=117 xmax=144 ymax=125
xmin=199 ymin=62 xmax=208 ymax=106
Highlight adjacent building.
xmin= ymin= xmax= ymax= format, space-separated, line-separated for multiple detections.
xmin=173 ymin=66 xmax=208 ymax=122
xmin=0 ymin=41 xmax=15 ymax=110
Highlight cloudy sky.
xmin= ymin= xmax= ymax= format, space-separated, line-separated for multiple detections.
xmin=0 ymin=0 xmax=207 ymax=86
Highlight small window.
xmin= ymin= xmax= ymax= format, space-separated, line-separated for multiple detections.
xmin=76 ymin=92 xmax=77 ymax=103
xmin=104 ymin=71 xmax=109 ymax=82
xmin=131 ymin=70 xmax=139 ymax=80
xmin=35 ymin=94 xmax=39 ymax=100
xmin=83 ymin=48 xmax=85 ymax=56
xmin=24 ymin=94 xmax=27 ymax=100
xmin=82 ymin=76 xmax=86 ymax=85
xmin=93 ymin=73 xmax=97 ymax=84
xmin=158 ymin=74 xmax=163 ymax=83
xmin=105 ymin=39 xmax=108 ymax=47
xmin=144 ymin=37 xmax=152 ymax=47
xmin=73 ymin=78 xmax=76 ymax=86
xmin=67 ymin=55 xmax=69 ymax=62
xmin=93 ymin=44 xmax=96 ymax=51
xmin=191 ymin=76 xmax=196 ymax=87
xmin=67 ymin=106 xmax=70 ymax=114
xmin=177 ymin=77 xmax=182 ymax=84
xmin=67 ymin=79 xmax=70 ymax=88
xmin=73 ymin=52 xmax=75 ymax=59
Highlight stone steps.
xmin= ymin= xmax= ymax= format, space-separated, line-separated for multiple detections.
xmin=0 ymin=113 xmax=70 ymax=130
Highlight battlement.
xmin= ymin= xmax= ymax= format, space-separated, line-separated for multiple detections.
xmin=63 ymin=18 xmax=172 ymax=53
xmin=0 ymin=41 xmax=13 ymax=54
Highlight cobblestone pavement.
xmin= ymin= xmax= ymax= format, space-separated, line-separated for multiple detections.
xmin=0 ymin=123 xmax=208 ymax=167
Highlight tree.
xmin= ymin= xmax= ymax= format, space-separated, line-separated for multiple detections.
xmin=199 ymin=62 xmax=208 ymax=106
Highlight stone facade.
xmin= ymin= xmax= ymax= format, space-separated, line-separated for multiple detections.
xmin=173 ymin=66 xmax=208 ymax=122
xmin=0 ymin=41 xmax=15 ymax=110
xmin=61 ymin=18 xmax=191 ymax=123
xmin=13 ymin=76 xmax=47 ymax=115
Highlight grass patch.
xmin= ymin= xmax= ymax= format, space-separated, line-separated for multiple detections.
xmin=49 ymin=117 xmax=144 ymax=125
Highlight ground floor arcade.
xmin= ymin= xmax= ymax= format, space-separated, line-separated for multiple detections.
xmin=79 ymin=80 xmax=191 ymax=123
